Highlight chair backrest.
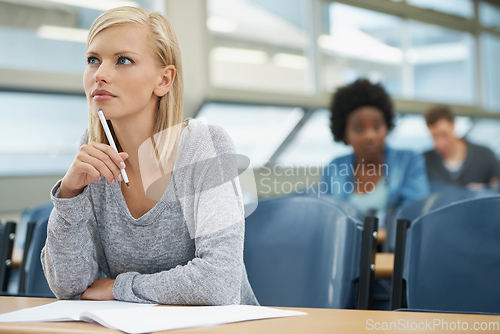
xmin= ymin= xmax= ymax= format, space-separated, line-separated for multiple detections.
xmin=396 ymin=196 xmax=500 ymax=313
xmin=293 ymin=189 xmax=365 ymax=222
xmin=317 ymin=195 xmax=365 ymax=222
xmin=0 ymin=221 xmax=16 ymax=292
xmin=388 ymin=186 xmax=497 ymax=251
xmin=17 ymin=202 xmax=54 ymax=250
xmin=244 ymin=195 xmax=365 ymax=309
xmin=429 ymin=180 xmax=499 ymax=195
xmin=22 ymin=216 xmax=54 ymax=297
xmin=17 ymin=202 xmax=53 ymax=295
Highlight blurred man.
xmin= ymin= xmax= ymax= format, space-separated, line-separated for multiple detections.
xmin=424 ymin=106 xmax=500 ymax=190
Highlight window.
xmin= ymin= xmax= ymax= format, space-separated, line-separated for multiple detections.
xmin=207 ymin=0 xmax=311 ymax=94
xmin=0 ymin=0 xmax=155 ymax=176
xmin=465 ymin=119 xmax=500 ymax=159
xmin=196 ymin=102 xmax=304 ymax=167
xmin=479 ymin=2 xmax=500 ymax=30
xmin=482 ymin=34 xmax=500 ymax=112
xmin=386 ymin=114 xmax=472 ymax=153
xmin=386 ymin=114 xmax=433 ymax=153
xmin=0 ymin=92 xmax=88 ymax=175
xmin=0 ymin=1 xmax=154 ymax=75
xmin=408 ymin=21 xmax=476 ymax=105
xmin=322 ymin=3 xmax=404 ymax=97
xmin=275 ymin=109 xmax=352 ymax=166
xmin=0 ymin=25 xmax=86 ymax=74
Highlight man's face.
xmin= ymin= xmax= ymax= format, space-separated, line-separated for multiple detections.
xmin=428 ymin=119 xmax=456 ymax=157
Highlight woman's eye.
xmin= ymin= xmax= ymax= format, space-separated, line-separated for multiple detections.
xmin=87 ymin=56 xmax=99 ymax=65
xmin=117 ymin=57 xmax=133 ymax=65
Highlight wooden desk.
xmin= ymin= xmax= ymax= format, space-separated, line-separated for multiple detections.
xmin=377 ymin=227 xmax=387 ymax=245
xmin=374 ymin=253 xmax=394 ymax=280
xmin=0 ymin=297 xmax=499 ymax=334
xmin=11 ymin=249 xmax=22 ymax=270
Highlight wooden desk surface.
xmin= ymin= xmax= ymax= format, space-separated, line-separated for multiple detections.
xmin=0 ymin=297 xmax=499 ymax=334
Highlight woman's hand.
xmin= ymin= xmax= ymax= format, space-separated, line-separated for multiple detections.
xmin=81 ymin=277 xmax=116 ymax=300
xmin=60 ymin=142 xmax=128 ymax=198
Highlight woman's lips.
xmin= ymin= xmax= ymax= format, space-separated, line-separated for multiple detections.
xmin=364 ymin=143 xmax=380 ymax=153
xmin=93 ymin=95 xmax=116 ymax=101
xmin=92 ymin=89 xmax=116 ymax=101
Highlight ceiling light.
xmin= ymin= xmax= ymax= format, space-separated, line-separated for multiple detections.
xmin=37 ymin=25 xmax=89 ymax=43
xmin=211 ymin=47 xmax=268 ymax=65
xmin=318 ymin=32 xmax=403 ymax=63
xmin=207 ymin=17 xmax=237 ymax=33
xmin=273 ymin=53 xmax=309 ymax=70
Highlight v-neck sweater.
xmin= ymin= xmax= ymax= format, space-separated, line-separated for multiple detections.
xmin=41 ymin=119 xmax=259 ymax=305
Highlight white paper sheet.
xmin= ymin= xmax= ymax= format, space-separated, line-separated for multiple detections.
xmin=0 ymin=301 xmax=306 ymax=334
xmin=81 ymin=305 xmax=307 ymax=334
xmin=0 ymin=300 xmax=156 ymax=322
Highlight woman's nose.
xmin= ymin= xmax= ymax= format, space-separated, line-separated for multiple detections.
xmin=94 ymin=62 xmax=111 ymax=83
xmin=364 ymin=128 xmax=377 ymax=141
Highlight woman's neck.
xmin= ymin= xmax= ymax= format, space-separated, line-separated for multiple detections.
xmin=111 ymin=113 xmax=155 ymax=171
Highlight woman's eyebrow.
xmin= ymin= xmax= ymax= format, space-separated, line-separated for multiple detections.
xmin=114 ymin=51 xmax=140 ymax=56
xmin=85 ymin=51 xmax=140 ymax=56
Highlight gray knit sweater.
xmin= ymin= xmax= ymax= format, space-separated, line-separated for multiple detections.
xmin=41 ymin=119 xmax=259 ymax=305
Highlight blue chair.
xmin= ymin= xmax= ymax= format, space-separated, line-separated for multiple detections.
xmin=391 ymin=196 xmax=500 ymax=313
xmin=244 ymin=195 xmax=377 ymax=309
xmin=20 ymin=216 xmax=54 ymax=297
xmin=429 ymin=180 xmax=499 ymax=194
xmin=17 ymin=202 xmax=53 ymax=250
xmin=17 ymin=202 xmax=53 ymax=294
xmin=314 ymin=195 xmax=365 ymax=223
xmin=0 ymin=221 xmax=16 ymax=292
xmin=388 ymin=185 xmax=497 ymax=251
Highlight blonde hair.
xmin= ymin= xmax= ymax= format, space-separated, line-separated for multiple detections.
xmin=87 ymin=6 xmax=184 ymax=162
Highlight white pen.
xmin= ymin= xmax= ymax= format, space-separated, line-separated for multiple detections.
xmin=97 ymin=109 xmax=130 ymax=188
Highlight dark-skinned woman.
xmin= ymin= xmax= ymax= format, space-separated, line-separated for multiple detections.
xmin=322 ymin=79 xmax=429 ymax=223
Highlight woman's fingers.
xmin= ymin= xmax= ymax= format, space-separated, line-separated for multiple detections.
xmin=89 ymin=142 xmax=127 ymax=169
xmin=60 ymin=143 xmax=128 ymax=198
xmin=79 ymin=153 xmax=117 ymax=185
xmin=119 ymin=152 xmax=129 ymax=161
xmin=82 ymin=144 xmax=122 ymax=184
xmin=67 ymin=143 xmax=128 ymax=189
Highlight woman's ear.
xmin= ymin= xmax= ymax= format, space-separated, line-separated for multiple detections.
xmin=154 ymin=65 xmax=176 ymax=97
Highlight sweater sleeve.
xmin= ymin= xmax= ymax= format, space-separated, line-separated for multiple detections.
xmin=112 ymin=124 xmax=246 ymax=305
xmin=41 ymin=130 xmax=101 ymax=299
xmin=41 ymin=180 xmax=101 ymax=299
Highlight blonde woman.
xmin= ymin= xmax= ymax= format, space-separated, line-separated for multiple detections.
xmin=41 ymin=6 xmax=258 ymax=305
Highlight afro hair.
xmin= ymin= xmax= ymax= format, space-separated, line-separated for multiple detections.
xmin=329 ymin=78 xmax=394 ymax=143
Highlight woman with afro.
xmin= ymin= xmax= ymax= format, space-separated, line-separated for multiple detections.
xmin=322 ymin=79 xmax=429 ymax=220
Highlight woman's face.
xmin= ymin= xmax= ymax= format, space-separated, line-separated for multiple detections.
xmin=344 ymin=106 xmax=388 ymax=162
xmin=83 ymin=24 xmax=164 ymax=123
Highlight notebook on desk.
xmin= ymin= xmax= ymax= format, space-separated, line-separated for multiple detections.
xmin=0 ymin=300 xmax=306 ymax=334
